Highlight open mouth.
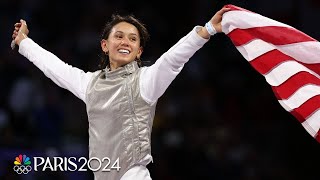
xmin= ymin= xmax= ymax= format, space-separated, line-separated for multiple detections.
xmin=118 ymin=49 xmax=130 ymax=54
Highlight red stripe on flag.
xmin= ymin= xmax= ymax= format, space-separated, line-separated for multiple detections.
xmin=223 ymin=4 xmax=320 ymax=143
xmin=290 ymin=95 xmax=320 ymax=123
xmin=272 ymin=72 xmax=320 ymax=99
xmin=250 ymin=49 xmax=293 ymax=74
xmin=224 ymin=4 xmax=255 ymax=13
xmin=228 ymin=27 xmax=316 ymax=46
xmin=300 ymin=62 xmax=320 ymax=75
xmin=316 ymin=132 xmax=320 ymax=143
xmin=249 ymin=49 xmax=320 ymax=76
xmin=271 ymin=86 xmax=281 ymax=100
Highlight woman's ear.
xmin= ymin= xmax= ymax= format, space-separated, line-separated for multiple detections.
xmin=101 ymin=39 xmax=108 ymax=53
xmin=137 ymin=46 xmax=143 ymax=59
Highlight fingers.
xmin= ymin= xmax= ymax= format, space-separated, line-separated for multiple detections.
xmin=217 ymin=7 xmax=231 ymax=16
xmin=20 ymin=19 xmax=27 ymax=25
xmin=14 ymin=22 xmax=22 ymax=27
xmin=13 ymin=23 xmax=20 ymax=39
xmin=12 ymin=19 xmax=28 ymax=36
xmin=13 ymin=19 xmax=27 ymax=30
xmin=12 ymin=29 xmax=18 ymax=39
xmin=12 ymin=20 xmax=23 ymax=40
xmin=13 ymin=22 xmax=22 ymax=34
xmin=11 ymin=19 xmax=29 ymax=47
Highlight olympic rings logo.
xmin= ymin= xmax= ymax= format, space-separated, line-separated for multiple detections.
xmin=13 ymin=165 xmax=32 ymax=174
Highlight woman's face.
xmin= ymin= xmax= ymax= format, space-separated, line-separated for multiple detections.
xmin=101 ymin=22 xmax=143 ymax=70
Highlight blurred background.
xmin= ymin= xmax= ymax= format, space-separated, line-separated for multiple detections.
xmin=1 ymin=0 xmax=320 ymax=179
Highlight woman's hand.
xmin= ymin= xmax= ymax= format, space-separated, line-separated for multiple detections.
xmin=198 ymin=6 xmax=231 ymax=39
xmin=12 ymin=19 xmax=29 ymax=46
xmin=210 ymin=7 xmax=231 ymax=33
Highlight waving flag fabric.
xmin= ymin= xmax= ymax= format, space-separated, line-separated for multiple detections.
xmin=221 ymin=4 xmax=320 ymax=142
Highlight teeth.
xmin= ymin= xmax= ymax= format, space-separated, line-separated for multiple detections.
xmin=118 ymin=49 xmax=129 ymax=54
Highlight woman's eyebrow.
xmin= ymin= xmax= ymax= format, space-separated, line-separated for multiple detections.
xmin=115 ymin=31 xmax=138 ymax=36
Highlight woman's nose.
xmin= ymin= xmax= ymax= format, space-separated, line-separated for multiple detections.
xmin=120 ymin=38 xmax=129 ymax=46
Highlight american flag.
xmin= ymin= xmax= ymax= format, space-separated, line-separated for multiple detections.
xmin=221 ymin=4 xmax=320 ymax=142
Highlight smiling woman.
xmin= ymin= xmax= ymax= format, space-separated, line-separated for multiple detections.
xmin=99 ymin=14 xmax=149 ymax=70
xmin=11 ymin=7 xmax=230 ymax=180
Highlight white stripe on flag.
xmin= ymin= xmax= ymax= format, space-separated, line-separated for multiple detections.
xmin=302 ymin=110 xmax=320 ymax=137
xmin=278 ymin=41 xmax=320 ymax=64
xmin=265 ymin=61 xmax=320 ymax=86
xmin=235 ymin=37 xmax=320 ymax=65
xmin=222 ymin=11 xmax=293 ymax=34
xmin=278 ymin=85 xmax=320 ymax=111
xmin=223 ymin=4 xmax=320 ymax=143
xmin=236 ymin=39 xmax=275 ymax=61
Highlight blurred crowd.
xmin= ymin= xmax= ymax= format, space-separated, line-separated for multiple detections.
xmin=1 ymin=0 xmax=320 ymax=179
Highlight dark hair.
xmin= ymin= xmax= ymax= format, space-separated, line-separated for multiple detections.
xmin=99 ymin=14 xmax=150 ymax=69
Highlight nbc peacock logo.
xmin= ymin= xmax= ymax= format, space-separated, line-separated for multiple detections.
xmin=13 ymin=154 xmax=32 ymax=174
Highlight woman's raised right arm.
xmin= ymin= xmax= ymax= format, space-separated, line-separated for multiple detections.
xmin=12 ymin=19 xmax=94 ymax=103
xmin=19 ymin=38 xmax=94 ymax=102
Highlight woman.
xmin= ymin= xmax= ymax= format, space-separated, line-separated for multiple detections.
xmin=11 ymin=6 xmax=230 ymax=180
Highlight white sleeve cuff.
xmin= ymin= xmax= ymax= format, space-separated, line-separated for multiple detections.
xmin=191 ymin=26 xmax=210 ymax=47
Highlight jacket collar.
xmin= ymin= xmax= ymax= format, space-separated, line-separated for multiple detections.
xmin=105 ymin=61 xmax=139 ymax=78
